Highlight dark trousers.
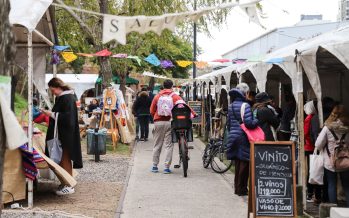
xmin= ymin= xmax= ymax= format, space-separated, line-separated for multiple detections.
xmin=135 ymin=117 xmax=140 ymax=138
xmin=138 ymin=115 xmax=150 ymax=139
xmin=305 ymin=151 xmax=322 ymax=200
xmin=324 ymin=168 xmax=349 ymax=207
xmin=234 ymin=159 xmax=249 ymax=195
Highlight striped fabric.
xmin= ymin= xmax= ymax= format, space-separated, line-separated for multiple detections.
xmin=19 ymin=144 xmax=45 ymax=180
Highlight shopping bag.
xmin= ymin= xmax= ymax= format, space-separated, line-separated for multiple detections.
xmin=308 ymin=150 xmax=324 ymax=185
xmin=46 ymin=113 xmax=62 ymax=164
xmin=240 ymin=103 xmax=265 ymax=142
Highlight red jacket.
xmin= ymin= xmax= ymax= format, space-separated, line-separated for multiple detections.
xmin=304 ymin=114 xmax=315 ymax=152
xmin=150 ymin=89 xmax=182 ymax=122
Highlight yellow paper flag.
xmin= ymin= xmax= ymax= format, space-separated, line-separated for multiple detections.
xmin=176 ymin=61 xmax=192 ymax=68
xmin=61 ymin=51 xmax=78 ymax=63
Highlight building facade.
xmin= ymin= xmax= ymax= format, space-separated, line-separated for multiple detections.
xmin=222 ymin=18 xmax=346 ymax=61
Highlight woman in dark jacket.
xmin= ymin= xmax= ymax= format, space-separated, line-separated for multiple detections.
xmin=43 ymin=78 xmax=83 ymax=196
xmin=227 ymin=83 xmax=259 ymax=196
xmin=133 ymin=90 xmax=152 ymax=141
xmin=253 ymin=92 xmax=280 ymax=141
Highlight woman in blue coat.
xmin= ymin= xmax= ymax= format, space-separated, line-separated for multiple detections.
xmin=226 ymin=83 xmax=258 ymax=196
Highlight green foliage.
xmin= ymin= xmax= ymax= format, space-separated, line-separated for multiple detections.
xmin=55 ymin=0 xmax=246 ymax=78
xmin=14 ymin=93 xmax=27 ymax=117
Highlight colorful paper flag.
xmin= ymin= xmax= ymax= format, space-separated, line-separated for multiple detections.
xmin=194 ymin=61 xmax=208 ymax=69
xmin=54 ymin=45 xmax=70 ymax=51
xmin=160 ymin=60 xmax=174 ymax=68
xmin=112 ymin=53 xmax=128 ymax=58
xmin=144 ymin=54 xmax=161 ymax=66
xmin=50 ymin=50 xmax=60 ymax=65
xmin=127 ymin=56 xmax=142 ymax=66
xmin=76 ymin=53 xmax=94 ymax=57
xmin=61 ymin=51 xmax=77 ymax=63
xmin=176 ymin=61 xmax=192 ymax=68
xmin=94 ymin=49 xmax=112 ymax=57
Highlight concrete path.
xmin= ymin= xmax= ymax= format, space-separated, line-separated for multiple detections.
xmin=120 ymin=126 xmax=248 ymax=218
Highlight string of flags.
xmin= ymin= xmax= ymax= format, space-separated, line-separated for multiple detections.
xmin=52 ymin=46 xmax=283 ymax=69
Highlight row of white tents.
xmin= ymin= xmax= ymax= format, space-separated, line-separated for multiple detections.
xmin=196 ymin=24 xmax=349 ymax=125
xmin=194 ymin=24 xmax=349 ymax=208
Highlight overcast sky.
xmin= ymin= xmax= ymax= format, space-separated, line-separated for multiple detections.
xmin=197 ymin=0 xmax=339 ymax=61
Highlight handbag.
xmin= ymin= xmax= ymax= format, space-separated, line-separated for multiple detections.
xmin=327 ymin=129 xmax=349 ymax=172
xmin=308 ymin=149 xmax=324 ymax=185
xmin=238 ymin=103 xmax=265 ymax=142
xmin=46 ymin=113 xmax=63 ymax=164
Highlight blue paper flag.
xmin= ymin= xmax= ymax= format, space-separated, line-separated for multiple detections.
xmin=54 ymin=45 xmax=70 ymax=51
xmin=144 ymin=54 xmax=161 ymax=66
xmin=265 ymin=58 xmax=284 ymax=64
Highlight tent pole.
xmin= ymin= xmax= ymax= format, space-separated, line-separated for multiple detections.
xmin=27 ymin=31 xmax=34 ymax=208
xmin=296 ymin=57 xmax=306 ymax=211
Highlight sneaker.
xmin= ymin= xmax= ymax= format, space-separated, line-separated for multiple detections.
xmin=164 ymin=168 xmax=172 ymax=174
xmin=56 ymin=185 xmax=75 ymax=196
xmin=151 ymin=166 xmax=159 ymax=173
xmin=306 ymin=197 xmax=314 ymax=203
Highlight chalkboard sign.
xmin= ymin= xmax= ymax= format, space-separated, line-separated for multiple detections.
xmin=188 ymin=101 xmax=202 ymax=125
xmin=250 ymin=141 xmax=297 ymax=217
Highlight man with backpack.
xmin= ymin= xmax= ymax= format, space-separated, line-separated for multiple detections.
xmin=150 ymin=80 xmax=183 ymax=174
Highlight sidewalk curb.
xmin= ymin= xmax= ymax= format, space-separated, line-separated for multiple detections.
xmin=115 ymin=140 xmax=138 ymax=218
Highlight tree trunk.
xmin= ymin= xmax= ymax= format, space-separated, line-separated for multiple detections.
xmin=0 ymin=0 xmax=15 ymax=211
xmin=149 ymin=77 xmax=155 ymax=90
xmin=57 ymin=0 xmax=113 ymax=87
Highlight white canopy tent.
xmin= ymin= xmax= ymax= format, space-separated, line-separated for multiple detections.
xmin=45 ymin=74 xmax=99 ymax=100
xmin=10 ymin=0 xmax=54 ymax=208
xmin=196 ymin=24 xmax=349 ymax=210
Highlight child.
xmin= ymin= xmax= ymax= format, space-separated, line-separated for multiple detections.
xmin=33 ymin=98 xmax=49 ymax=126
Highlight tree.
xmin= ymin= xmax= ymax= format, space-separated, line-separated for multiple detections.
xmin=55 ymin=0 xmax=242 ymax=94
xmin=0 ymin=0 xmax=15 ymax=210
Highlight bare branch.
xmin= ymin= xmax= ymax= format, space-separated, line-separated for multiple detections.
xmin=55 ymin=0 xmax=98 ymax=46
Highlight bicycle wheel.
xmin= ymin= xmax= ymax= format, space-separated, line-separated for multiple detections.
xmin=210 ymin=146 xmax=233 ymax=174
xmin=202 ymin=143 xmax=212 ymax=168
xmin=179 ymin=136 xmax=188 ymax=177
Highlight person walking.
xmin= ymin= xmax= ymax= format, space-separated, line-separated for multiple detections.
xmin=253 ymin=92 xmax=280 ymax=141
xmin=43 ymin=78 xmax=83 ymax=195
xmin=315 ymin=105 xmax=349 ymax=207
xmin=226 ymin=83 xmax=259 ymax=196
xmin=304 ymin=100 xmax=322 ymax=204
xmin=133 ymin=89 xmax=152 ymax=141
xmin=150 ymin=80 xmax=182 ymax=174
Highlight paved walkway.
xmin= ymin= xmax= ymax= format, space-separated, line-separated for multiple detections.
xmin=120 ymin=126 xmax=248 ymax=218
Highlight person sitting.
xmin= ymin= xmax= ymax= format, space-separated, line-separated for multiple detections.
xmin=87 ymin=99 xmax=99 ymax=117
xmin=32 ymin=98 xmax=49 ymax=126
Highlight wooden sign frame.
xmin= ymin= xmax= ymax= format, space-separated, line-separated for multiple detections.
xmin=250 ymin=141 xmax=297 ymax=218
xmin=188 ymin=101 xmax=202 ymax=125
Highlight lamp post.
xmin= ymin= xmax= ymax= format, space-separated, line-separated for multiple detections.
xmin=192 ymin=0 xmax=197 ymax=101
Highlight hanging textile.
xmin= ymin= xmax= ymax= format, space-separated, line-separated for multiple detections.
xmin=161 ymin=60 xmax=174 ymax=68
xmin=19 ymin=144 xmax=39 ymax=181
xmin=50 ymin=50 xmax=60 ymax=65
xmin=144 ymin=54 xmax=161 ymax=66
xmin=61 ymin=51 xmax=78 ymax=63
xmin=94 ymin=49 xmax=112 ymax=57
xmin=176 ymin=60 xmax=192 ymax=68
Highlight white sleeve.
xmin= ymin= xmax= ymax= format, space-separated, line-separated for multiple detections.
xmin=315 ymin=126 xmax=328 ymax=150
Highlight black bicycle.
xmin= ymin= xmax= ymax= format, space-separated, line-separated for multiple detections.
xmin=171 ymin=103 xmax=194 ymax=178
xmin=202 ymin=136 xmax=233 ymax=174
